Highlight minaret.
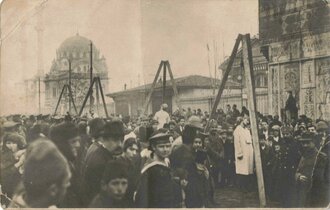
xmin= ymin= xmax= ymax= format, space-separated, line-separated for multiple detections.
xmin=35 ymin=4 xmax=45 ymax=113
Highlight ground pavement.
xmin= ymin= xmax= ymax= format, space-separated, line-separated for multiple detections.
xmin=213 ymin=186 xmax=280 ymax=208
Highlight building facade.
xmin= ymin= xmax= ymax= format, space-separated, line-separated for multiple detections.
xmin=44 ymin=34 xmax=109 ymax=115
xmin=259 ymin=0 xmax=330 ymax=120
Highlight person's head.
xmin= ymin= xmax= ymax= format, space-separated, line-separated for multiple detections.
xmin=233 ymin=104 xmax=237 ymax=110
xmin=179 ymin=117 xmax=185 ymax=127
xmin=219 ymin=129 xmax=227 ymax=140
xmin=100 ymin=160 xmax=128 ymax=201
xmin=2 ymin=133 xmax=26 ymax=153
xmin=274 ymin=115 xmax=279 ymax=121
xmin=307 ymin=125 xmax=317 ymax=135
xmin=226 ymin=104 xmax=231 ymax=111
xmin=161 ymin=103 xmax=168 ymax=111
xmin=183 ymin=116 xmax=203 ymax=144
xmin=101 ymin=120 xmax=125 ymax=155
xmin=192 ymin=134 xmax=203 ymax=150
xmin=316 ymin=120 xmax=329 ymax=135
xmin=271 ymin=125 xmax=281 ymax=137
xmin=123 ymin=138 xmax=139 ymax=159
xmin=150 ymin=119 xmax=159 ymax=131
xmin=149 ymin=132 xmax=172 ymax=160
xmin=238 ymin=115 xmax=249 ymax=127
xmin=299 ymin=133 xmax=315 ymax=154
xmin=88 ymin=118 xmax=105 ymax=139
xmin=168 ymin=120 xmax=176 ymax=131
xmin=281 ymin=126 xmax=293 ymax=138
xmin=261 ymin=121 xmax=269 ymax=131
xmin=23 ymin=139 xmax=71 ymax=207
xmin=49 ymin=122 xmax=81 ymax=162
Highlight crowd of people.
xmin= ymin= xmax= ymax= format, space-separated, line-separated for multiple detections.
xmin=0 ymin=103 xmax=329 ymax=208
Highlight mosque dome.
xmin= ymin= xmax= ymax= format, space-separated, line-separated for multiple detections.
xmin=58 ymin=33 xmax=96 ymax=55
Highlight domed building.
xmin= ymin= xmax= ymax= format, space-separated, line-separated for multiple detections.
xmin=44 ymin=34 xmax=109 ymax=114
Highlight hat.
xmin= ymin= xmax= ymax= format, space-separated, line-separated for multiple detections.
xmin=186 ymin=116 xmax=203 ymax=129
xmin=2 ymin=121 xmax=19 ymax=128
xmin=219 ymin=129 xmax=227 ymax=134
xmin=168 ymin=120 xmax=177 ymax=126
xmin=161 ymin=103 xmax=168 ymax=109
xmin=102 ymin=160 xmax=129 ymax=183
xmin=298 ymin=133 xmax=314 ymax=142
xmin=88 ymin=118 xmax=105 ymax=138
xmin=23 ymin=139 xmax=69 ymax=197
xmin=151 ymin=119 xmax=159 ymax=125
xmin=316 ymin=121 xmax=328 ymax=131
xmin=281 ymin=126 xmax=293 ymax=134
xmin=271 ymin=125 xmax=281 ymax=131
xmin=149 ymin=132 xmax=171 ymax=146
xmin=102 ymin=120 xmax=125 ymax=138
xmin=49 ymin=122 xmax=79 ymax=143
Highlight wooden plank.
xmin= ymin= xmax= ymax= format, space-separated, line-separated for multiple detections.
xmin=143 ymin=61 xmax=164 ymax=114
xmin=242 ymin=34 xmax=266 ymax=207
xmin=207 ymin=34 xmax=242 ymax=125
xmin=166 ymin=61 xmax=181 ymax=110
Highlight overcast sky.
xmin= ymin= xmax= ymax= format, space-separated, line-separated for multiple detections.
xmin=0 ymin=0 xmax=258 ymax=114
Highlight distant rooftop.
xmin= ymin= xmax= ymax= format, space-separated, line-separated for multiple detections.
xmin=107 ymin=74 xmax=240 ymax=98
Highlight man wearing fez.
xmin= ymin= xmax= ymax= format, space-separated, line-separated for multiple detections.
xmin=9 ymin=139 xmax=71 ymax=208
xmin=134 ymin=132 xmax=181 ymax=208
xmin=295 ymin=133 xmax=328 ymax=207
xmin=82 ymin=120 xmax=125 ymax=206
xmin=233 ymin=115 xmax=254 ymax=192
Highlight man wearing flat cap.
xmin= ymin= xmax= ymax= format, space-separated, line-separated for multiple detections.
xmin=295 ymin=133 xmax=329 ymax=207
xmin=82 ymin=120 xmax=125 ymax=206
xmin=134 ymin=131 xmax=181 ymax=208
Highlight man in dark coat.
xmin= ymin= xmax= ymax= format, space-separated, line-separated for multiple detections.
xmin=295 ymin=133 xmax=329 ymax=207
xmin=81 ymin=120 xmax=125 ymax=206
xmin=270 ymin=126 xmax=300 ymax=207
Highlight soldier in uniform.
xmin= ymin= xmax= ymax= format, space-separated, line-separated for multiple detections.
xmin=295 ymin=133 xmax=328 ymax=207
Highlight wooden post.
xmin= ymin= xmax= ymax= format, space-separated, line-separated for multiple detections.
xmin=79 ymin=78 xmax=96 ymax=116
xmin=68 ymin=85 xmax=78 ymax=115
xmin=206 ymin=34 xmax=242 ymax=131
xmin=54 ymin=84 xmax=68 ymax=115
xmin=163 ymin=63 xmax=167 ymax=103
xmin=166 ymin=61 xmax=181 ymax=110
xmin=97 ymin=77 xmax=109 ymax=118
xmin=242 ymin=34 xmax=266 ymax=207
xmin=143 ymin=61 xmax=164 ymax=114
xmin=89 ymin=41 xmax=93 ymax=112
